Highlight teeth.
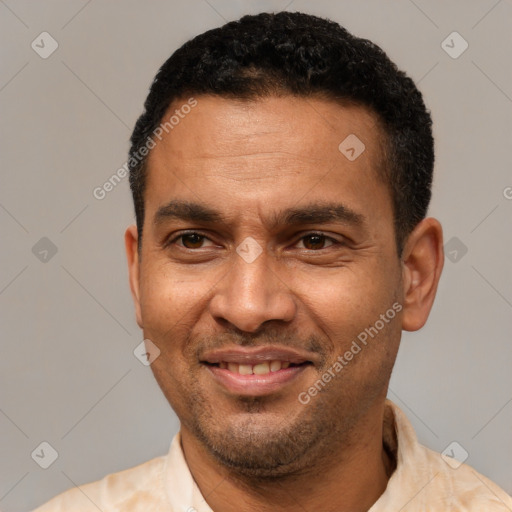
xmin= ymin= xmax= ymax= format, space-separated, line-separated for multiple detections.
xmin=217 ymin=360 xmax=294 ymax=374
xmin=253 ymin=362 xmax=270 ymax=375
xmin=238 ymin=364 xmax=253 ymax=375
xmin=270 ymin=360 xmax=282 ymax=372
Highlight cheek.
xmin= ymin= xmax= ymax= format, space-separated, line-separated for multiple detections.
xmin=293 ymin=262 xmax=399 ymax=348
xmin=139 ymin=267 xmax=206 ymax=398
xmin=139 ymin=261 xmax=212 ymax=328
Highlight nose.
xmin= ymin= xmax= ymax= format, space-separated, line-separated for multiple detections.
xmin=208 ymin=249 xmax=297 ymax=333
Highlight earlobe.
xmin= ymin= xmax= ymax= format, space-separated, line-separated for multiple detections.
xmin=125 ymin=224 xmax=143 ymax=329
xmin=401 ymin=218 xmax=444 ymax=332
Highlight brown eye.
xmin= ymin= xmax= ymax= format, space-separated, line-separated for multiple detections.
xmin=299 ymin=234 xmax=335 ymax=250
xmin=180 ymin=233 xmax=205 ymax=249
xmin=164 ymin=231 xmax=217 ymax=251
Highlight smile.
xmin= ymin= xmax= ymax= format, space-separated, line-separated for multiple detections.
xmin=212 ymin=360 xmax=294 ymax=374
xmin=200 ymin=346 xmax=315 ymax=396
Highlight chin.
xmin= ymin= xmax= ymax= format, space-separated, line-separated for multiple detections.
xmin=187 ymin=400 xmax=329 ymax=479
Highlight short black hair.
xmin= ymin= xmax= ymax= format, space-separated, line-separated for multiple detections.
xmin=128 ymin=11 xmax=434 ymax=255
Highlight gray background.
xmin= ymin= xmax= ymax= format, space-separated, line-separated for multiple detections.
xmin=1 ymin=1 xmax=511 ymax=510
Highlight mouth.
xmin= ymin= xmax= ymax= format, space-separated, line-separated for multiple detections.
xmin=200 ymin=346 xmax=315 ymax=396
xmin=204 ymin=360 xmax=310 ymax=374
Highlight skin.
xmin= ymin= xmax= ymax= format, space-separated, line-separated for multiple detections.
xmin=125 ymin=95 xmax=444 ymax=512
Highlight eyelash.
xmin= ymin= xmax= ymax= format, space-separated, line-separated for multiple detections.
xmin=164 ymin=231 xmax=343 ymax=250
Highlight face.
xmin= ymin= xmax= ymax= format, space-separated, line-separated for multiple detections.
xmin=127 ymin=95 xmax=406 ymax=477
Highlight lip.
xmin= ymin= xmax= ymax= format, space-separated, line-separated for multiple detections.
xmin=200 ymin=345 xmax=316 ymax=396
xmin=205 ymin=364 xmax=310 ymax=396
xmin=200 ymin=345 xmax=315 ymax=365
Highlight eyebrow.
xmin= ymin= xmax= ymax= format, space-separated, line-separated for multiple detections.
xmin=153 ymin=200 xmax=365 ymax=229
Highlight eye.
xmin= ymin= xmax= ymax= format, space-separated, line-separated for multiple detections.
xmin=295 ymin=233 xmax=338 ymax=250
xmin=167 ymin=232 xmax=215 ymax=249
xmin=165 ymin=231 xmax=342 ymax=251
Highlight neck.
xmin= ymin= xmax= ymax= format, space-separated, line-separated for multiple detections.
xmin=181 ymin=401 xmax=394 ymax=512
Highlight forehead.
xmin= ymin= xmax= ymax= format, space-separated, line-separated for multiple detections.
xmin=144 ymin=95 xmax=391 ymax=230
xmin=151 ymin=94 xmax=384 ymax=166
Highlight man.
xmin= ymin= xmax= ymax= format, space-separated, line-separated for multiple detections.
xmin=35 ymin=11 xmax=512 ymax=512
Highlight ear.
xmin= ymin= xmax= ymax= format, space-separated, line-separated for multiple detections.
xmin=401 ymin=217 xmax=444 ymax=331
xmin=125 ymin=224 xmax=143 ymax=329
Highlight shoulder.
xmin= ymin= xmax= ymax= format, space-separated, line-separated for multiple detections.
xmin=32 ymin=454 xmax=168 ymax=512
xmin=418 ymin=444 xmax=512 ymax=511
xmin=381 ymin=401 xmax=512 ymax=511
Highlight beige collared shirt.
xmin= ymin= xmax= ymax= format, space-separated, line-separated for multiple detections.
xmin=33 ymin=399 xmax=512 ymax=511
